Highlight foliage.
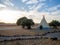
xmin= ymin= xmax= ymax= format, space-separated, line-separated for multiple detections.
xmin=16 ymin=17 xmax=34 ymax=29
xmin=16 ymin=17 xmax=27 ymax=26
xmin=49 ymin=20 xmax=60 ymax=28
xmin=25 ymin=19 xmax=34 ymax=29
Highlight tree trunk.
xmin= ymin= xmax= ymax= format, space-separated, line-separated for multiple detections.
xmin=27 ymin=26 xmax=31 ymax=29
xmin=22 ymin=25 xmax=25 ymax=28
xmin=53 ymin=26 xmax=57 ymax=29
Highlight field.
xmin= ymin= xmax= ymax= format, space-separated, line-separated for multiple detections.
xmin=0 ymin=25 xmax=60 ymax=36
xmin=0 ymin=25 xmax=49 ymax=36
xmin=0 ymin=25 xmax=60 ymax=45
xmin=0 ymin=38 xmax=60 ymax=45
xmin=0 ymin=26 xmax=38 ymax=36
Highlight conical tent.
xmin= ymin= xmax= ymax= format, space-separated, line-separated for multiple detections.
xmin=39 ymin=16 xmax=50 ymax=29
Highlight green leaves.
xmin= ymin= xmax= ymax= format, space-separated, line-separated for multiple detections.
xmin=16 ymin=17 xmax=34 ymax=29
xmin=49 ymin=20 xmax=60 ymax=26
xmin=16 ymin=17 xmax=27 ymax=26
xmin=49 ymin=20 xmax=60 ymax=28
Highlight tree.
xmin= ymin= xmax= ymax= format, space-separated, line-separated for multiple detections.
xmin=25 ymin=19 xmax=34 ymax=29
xmin=16 ymin=17 xmax=34 ymax=29
xmin=16 ymin=17 xmax=27 ymax=28
xmin=49 ymin=20 xmax=60 ymax=28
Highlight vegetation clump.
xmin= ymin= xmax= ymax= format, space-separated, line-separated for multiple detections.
xmin=49 ymin=20 xmax=60 ymax=29
xmin=16 ymin=17 xmax=34 ymax=29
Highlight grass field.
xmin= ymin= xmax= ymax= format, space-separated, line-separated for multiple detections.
xmin=0 ymin=26 xmax=48 ymax=36
xmin=0 ymin=38 xmax=60 ymax=45
xmin=0 ymin=25 xmax=60 ymax=36
xmin=0 ymin=25 xmax=60 ymax=45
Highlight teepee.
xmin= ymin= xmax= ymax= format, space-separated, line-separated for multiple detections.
xmin=39 ymin=16 xmax=50 ymax=29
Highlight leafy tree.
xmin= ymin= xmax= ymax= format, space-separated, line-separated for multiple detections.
xmin=25 ymin=19 xmax=34 ymax=29
xmin=16 ymin=17 xmax=27 ymax=28
xmin=16 ymin=17 xmax=34 ymax=29
xmin=49 ymin=20 xmax=60 ymax=28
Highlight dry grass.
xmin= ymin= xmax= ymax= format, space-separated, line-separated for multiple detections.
xmin=0 ymin=26 xmax=33 ymax=36
xmin=0 ymin=25 xmax=60 ymax=45
xmin=0 ymin=26 xmax=45 ymax=36
xmin=0 ymin=39 xmax=60 ymax=45
xmin=0 ymin=26 xmax=60 ymax=36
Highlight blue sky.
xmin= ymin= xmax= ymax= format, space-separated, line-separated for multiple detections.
xmin=0 ymin=0 xmax=60 ymax=23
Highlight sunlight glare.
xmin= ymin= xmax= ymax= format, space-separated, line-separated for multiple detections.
xmin=0 ymin=9 xmax=22 ymax=23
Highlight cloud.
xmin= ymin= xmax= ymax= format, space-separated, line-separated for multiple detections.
xmin=26 ymin=0 xmax=38 ymax=4
xmin=0 ymin=9 xmax=26 ymax=23
xmin=0 ymin=0 xmax=46 ymax=11
xmin=27 ymin=11 xmax=60 ymax=23
xmin=22 ymin=0 xmax=28 ymax=2
xmin=0 ymin=0 xmax=60 ymax=23
xmin=0 ymin=7 xmax=60 ymax=23
xmin=39 ymin=0 xmax=46 ymax=2
xmin=1 ymin=0 xmax=14 ymax=7
xmin=0 ymin=4 xmax=6 ymax=8
xmin=51 ymin=10 xmax=60 ymax=15
xmin=22 ymin=0 xmax=46 ymax=3
xmin=34 ymin=3 xmax=45 ymax=11
xmin=0 ymin=4 xmax=6 ymax=10
xmin=24 ymin=0 xmax=46 ymax=11
xmin=48 ymin=5 xmax=60 ymax=12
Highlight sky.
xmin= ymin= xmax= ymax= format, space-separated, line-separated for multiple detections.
xmin=0 ymin=0 xmax=60 ymax=23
